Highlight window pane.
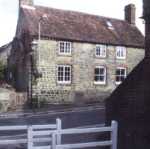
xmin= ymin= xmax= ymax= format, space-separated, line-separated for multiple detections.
xmin=95 ymin=76 xmax=99 ymax=81
xmin=66 ymin=42 xmax=71 ymax=53
xmin=100 ymin=76 xmax=104 ymax=81
xmin=116 ymin=76 xmax=120 ymax=82
xmin=116 ymin=68 xmax=126 ymax=83
xmin=59 ymin=42 xmax=71 ymax=54
xmin=95 ymin=68 xmax=99 ymax=75
xmin=121 ymin=76 xmax=125 ymax=82
xmin=96 ymin=47 xmax=100 ymax=56
xmin=96 ymin=45 xmax=106 ymax=57
xmin=121 ymin=69 xmax=125 ymax=75
xmin=58 ymin=66 xmax=63 ymax=72
xmin=94 ymin=67 xmax=106 ymax=83
xmin=58 ymin=66 xmax=71 ymax=83
xmin=100 ymin=68 xmax=104 ymax=74
xmin=116 ymin=47 xmax=126 ymax=58
xmin=60 ymin=42 xmax=65 ymax=53
xmin=116 ymin=69 xmax=120 ymax=75
xmin=58 ymin=66 xmax=64 ymax=81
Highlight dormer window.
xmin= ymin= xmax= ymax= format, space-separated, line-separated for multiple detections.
xmin=59 ymin=41 xmax=71 ymax=55
xmin=106 ymin=21 xmax=114 ymax=30
xmin=95 ymin=45 xmax=106 ymax=58
xmin=116 ymin=46 xmax=126 ymax=59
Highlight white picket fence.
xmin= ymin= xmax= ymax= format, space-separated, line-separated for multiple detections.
xmin=0 ymin=119 xmax=118 ymax=149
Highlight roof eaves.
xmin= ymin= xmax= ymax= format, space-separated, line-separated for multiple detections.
xmin=31 ymin=34 xmax=145 ymax=49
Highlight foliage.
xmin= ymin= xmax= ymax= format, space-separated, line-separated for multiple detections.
xmin=0 ymin=61 xmax=6 ymax=81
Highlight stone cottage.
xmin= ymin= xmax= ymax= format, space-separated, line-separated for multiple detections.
xmin=8 ymin=0 xmax=145 ymax=105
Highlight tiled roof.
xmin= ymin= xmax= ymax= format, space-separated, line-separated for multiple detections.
xmin=19 ymin=5 xmax=144 ymax=48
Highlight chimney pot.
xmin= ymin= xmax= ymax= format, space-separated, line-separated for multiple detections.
xmin=125 ymin=4 xmax=136 ymax=25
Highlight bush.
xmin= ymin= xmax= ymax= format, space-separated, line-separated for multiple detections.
xmin=0 ymin=61 xmax=6 ymax=81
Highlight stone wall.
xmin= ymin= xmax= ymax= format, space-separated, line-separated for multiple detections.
xmin=0 ymin=88 xmax=27 ymax=112
xmin=30 ymin=39 xmax=144 ymax=104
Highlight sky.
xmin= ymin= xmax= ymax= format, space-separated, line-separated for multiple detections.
xmin=0 ymin=0 xmax=144 ymax=47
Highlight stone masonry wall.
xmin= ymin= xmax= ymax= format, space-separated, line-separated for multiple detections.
xmin=32 ymin=39 xmax=144 ymax=104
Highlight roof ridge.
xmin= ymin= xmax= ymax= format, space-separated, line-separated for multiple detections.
xmin=34 ymin=5 xmax=125 ymax=23
xmin=19 ymin=4 xmax=144 ymax=48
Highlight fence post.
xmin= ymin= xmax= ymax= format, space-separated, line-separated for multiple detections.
xmin=56 ymin=118 xmax=62 ymax=145
xmin=111 ymin=120 xmax=118 ymax=149
xmin=52 ymin=133 xmax=56 ymax=149
xmin=28 ymin=125 xmax=33 ymax=149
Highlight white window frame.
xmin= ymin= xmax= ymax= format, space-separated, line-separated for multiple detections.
xmin=115 ymin=67 xmax=127 ymax=85
xmin=59 ymin=41 xmax=72 ymax=55
xmin=94 ymin=66 xmax=106 ymax=85
xmin=57 ymin=65 xmax=71 ymax=84
xmin=116 ymin=46 xmax=126 ymax=59
xmin=95 ymin=44 xmax=107 ymax=58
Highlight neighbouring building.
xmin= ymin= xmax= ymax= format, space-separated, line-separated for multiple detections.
xmin=8 ymin=0 xmax=144 ymax=105
xmin=106 ymin=0 xmax=150 ymax=149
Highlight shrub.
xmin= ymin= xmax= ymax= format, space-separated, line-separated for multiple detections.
xmin=0 ymin=61 xmax=6 ymax=81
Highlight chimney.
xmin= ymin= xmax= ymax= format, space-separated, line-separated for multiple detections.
xmin=143 ymin=0 xmax=150 ymax=58
xmin=125 ymin=4 xmax=136 ymax=25
xmin=19 ymin=0 xmax=34 ymax=6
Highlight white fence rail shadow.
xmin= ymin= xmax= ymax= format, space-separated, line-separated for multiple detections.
xmin=0 ymin=119 xmax=118 ymax=149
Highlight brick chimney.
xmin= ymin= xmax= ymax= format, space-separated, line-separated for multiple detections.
xmin=19 ymin=0 xmax=34 ymax=6
xmin=143 ymin=0 xmax=150 ymax=58
xmin=125 ymin=4 xmax=136 ymax=25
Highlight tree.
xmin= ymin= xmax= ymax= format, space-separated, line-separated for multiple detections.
xmin=0 ymin=61 xmax=6 ymax=81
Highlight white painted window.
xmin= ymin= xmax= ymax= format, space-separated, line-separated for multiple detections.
xmin=116 ymin=46 xmax=126 ymax=59
xmin=94 ymin=66 xmax=106 ymax=85
xmin=57 ymin=65 xmax=71 ymax=84
xmin=116 ymin=67 xmax=126 ymax=85
xmin=59 ymin=41 xmax=71 ymax=55
xmin=95 ymin=45 xmax=106 ymax=57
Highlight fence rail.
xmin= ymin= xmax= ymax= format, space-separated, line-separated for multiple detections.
xmin=0 ymin=119 xmax=118 ymax=149
xmin=53 ymin=120 xmax=118 ymax=149
xmin=0 ymin=118 xmax=61 ymax=149
xmin=56 ymin=141 xmax=113 ymax=149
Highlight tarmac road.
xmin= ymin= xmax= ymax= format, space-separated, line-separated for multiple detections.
xmin=0 ymin=105 xmax=105 ymax=149
xmin=0 ymin=105 xmax=105 ymax=128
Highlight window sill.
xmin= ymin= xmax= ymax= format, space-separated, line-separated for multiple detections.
xmin=116 ymin=57 xmax=126 ymax=60
xmin=58 ymin=53 xmax=72 ymax=56
xmin=95 ymin=55 xmax=106 ymax=58
xmin=94 ymin=82 xmax=106 ymax=85
xmin=115 ymin=82 xmax=122 ymax=85
xmin=57 ymin=81 xmax=71 ymax=85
